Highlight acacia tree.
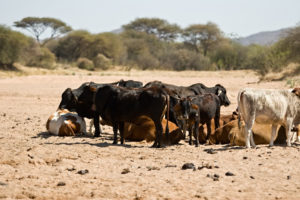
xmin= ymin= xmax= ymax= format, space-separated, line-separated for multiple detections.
xmin=183 ymin=22 xmax=222 ymax=56
xmin=123 ymin=18 xmax=181 ymax=42
xmin=14 ymin=17 xmax=72 ymax=46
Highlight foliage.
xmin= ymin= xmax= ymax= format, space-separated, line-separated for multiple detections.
xmin=277 ymin=26 xmax=300 ymax=63
xmin=183 ymin=22 xmax=223 ymax=56
xmin=0 ymin=25 xmax=29 ymax=69
xmin=77 ymin=57 xmax=94 ymax=70
xmin=14 ymin=17 xmax=72 ymax=46
xmin=26 ymin=47 xmax=56 ymax=69
xmin=123 ymin=18 xmax=181 ymax=42
xmin=93 ymin=54 xmax=112 ymax=70
xmin=210 ymin=40 xmax=248 ymax=70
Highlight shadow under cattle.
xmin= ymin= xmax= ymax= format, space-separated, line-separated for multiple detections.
xmin=44 ymin=141 xmax=145 ymax=148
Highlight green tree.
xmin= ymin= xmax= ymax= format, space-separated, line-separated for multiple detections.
xmin=123 ymin=18 xmax=181 ymax=42
xmin=277 ymin=26 xmax=300 ymax=63
xmin=53 ymin=30 xmax=92 ymax=61
xmin=14 ymin=17 xmax=72 ymax=46
xmin=183 ymin=22 xmax=223 ymax=56
xmin=0 ymin=25 xmax=29 ymax=69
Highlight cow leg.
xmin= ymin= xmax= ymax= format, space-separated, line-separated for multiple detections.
xmin=119 ymin=122 xmax=125 ymax=145
xmin=269 ymin=124 xmax=278 ymax=146
xmin=112 ymin=123 xmax=118 ymax=144
xmin=93 ymin=115 xmax=101 ymax=137
xmin=194 ymin=121 xmax=200 ymax=147
xmin=206 ymin=121 xmax=212 ymax=142
xmin=188 ymin=126 xmax=193 ymax=145
xmin=153 ymin=120 xmax=163 ymax=148
xmin=286 ymin=119 xmax=293 ymax=146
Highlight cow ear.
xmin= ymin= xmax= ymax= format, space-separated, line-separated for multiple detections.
xmin=191 ymin=104 xmax=198 ymax=110
xmin=89 ymin=86 xmax=97 ymax=92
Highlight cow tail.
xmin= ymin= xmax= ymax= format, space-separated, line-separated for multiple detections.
xmin=237 ymin=90 xmax=244 ymax=129
xmin=165 ymin=95 xmax=170 ymax=138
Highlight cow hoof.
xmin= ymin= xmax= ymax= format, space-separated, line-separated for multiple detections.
xmin=113 ymin=141 xmax=118 ymax=145
xmin=195 ymin=144 xmax=199 ymax=147
xmin=94 ymin=133 xmax=100 ymax=137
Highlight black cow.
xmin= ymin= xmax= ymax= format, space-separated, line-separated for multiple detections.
xmin=174 ymin=94 xmax=221 ymax=147
xmin=58 ymin=80 xmax=143 ymax=137
xmin=76 ymin=84 xmax=170 ymax=147
xmin=188 ymin=83 xmax=231 ymax=106
xmin=144 ymin=81 xmax=230 ymax=128
xmin=116 ymin=79 xmax=143 ymax=88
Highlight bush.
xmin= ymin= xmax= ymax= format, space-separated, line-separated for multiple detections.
xmin=0 ymin=25 xmax=29 ymax=69
xmin=93 ymin=54 xmax=111 ymax=70
xmin=160 ymin=48 xmax=212 ymax=71
xmin=77 ymin=57 xmax=94 ymax=70
xmin=26 ymin=47 xmax=56 ymax=68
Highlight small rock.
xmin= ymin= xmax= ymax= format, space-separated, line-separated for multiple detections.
xmin=182 ymin=163 xmax=195 ymax=170
xmin=0 ymin=181 xmax=7 ymax=186
xmin=212 ymin=174 xmax=219 ymax=181
xmin=77 ymin=169 xmax=89 ymax=175
xmin=26 ymin=117 xmax=31 ymax=120
xmin=205 ymin=149 xmax=217 ymax=154
xmin=66 ymin=167 xmax=76 ymax=171
xmin=57 ymin=181 xmax=66 ymax=186
xmin=28 ymin=154 xmax=34 ymax=159
xmin=121 ymin=168 xmax=130 ymax=174
xmin=214 ymin=165 xmax=219 ymax=168
xmin=225 ymin=171 xmax=235 ymax=176
xmin=243 ymin=156 xmax=248 ymax=159
xmin=250 ymin=176 xmax=255 ymax=179
xmin=3 ymin=113 xmax=6 ymax=117
xmin=287 ymin=175 xmax=291 ymax=180
xmin=147 ymin=166 xmax=160 ymax=171
xmin=165 ymin=164 xmax=177 ymax=168
xmin=238 ymin=190 xmax=242 ymax=192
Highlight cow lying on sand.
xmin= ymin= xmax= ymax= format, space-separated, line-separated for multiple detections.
xmin=238 ymin=88 xmax=300 ymax=148
xmin=46 ymin=109 xmax=86 ymax=136
xmin=124 ymin=116 xmax=184 ymax=145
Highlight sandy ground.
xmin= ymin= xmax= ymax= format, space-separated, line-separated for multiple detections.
xmin=0 ymin=70 xmax=300 ymax=200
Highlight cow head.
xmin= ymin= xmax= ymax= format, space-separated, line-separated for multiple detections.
xmin=58 ymin=88 xmax=78 ymax=111
xmin=76 ymin=84 xmax=97 ymax=118
xmin=215 ymin=84 xmax=231 ymax=106
xmin=292 ymin=88 xmax=300 ymax=97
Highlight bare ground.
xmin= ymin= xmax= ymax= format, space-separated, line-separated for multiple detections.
xmin=0 ymin=69 xmax=300 ymax=200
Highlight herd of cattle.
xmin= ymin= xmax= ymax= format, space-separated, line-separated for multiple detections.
xmin=46 ymin=79 xmax=300 ymax=148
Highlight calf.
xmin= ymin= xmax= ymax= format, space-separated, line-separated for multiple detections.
xmin=238 ymin=88 xmax=300 ymax=148
xmin=77 ymin=85 xmax=170 ymax=147
xmin=46 ymin=109 xmax=86 ymax=136
xmin=174 ymin=93 xmax=221 ymax=146
xmin=124 ymin=116 xmax=184 ymax=145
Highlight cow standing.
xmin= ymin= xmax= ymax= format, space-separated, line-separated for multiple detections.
xmin=237 ymin=88 xmax=300 ymax=148
xmin=174 ymin=93 xmax=221 ymax=146
xmin=76 ymin=85 xmax=170 ymax=147
xmin=58 ymin=80 xmax=143 ymax=137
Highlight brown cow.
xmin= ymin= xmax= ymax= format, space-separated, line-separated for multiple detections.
xmin=198 ymin=111 xmax=238 ymax=144
xmin=225 ymin=120 xmax=286 ymax=146
xmin=123 ymin=116 xmax=184 ymax=145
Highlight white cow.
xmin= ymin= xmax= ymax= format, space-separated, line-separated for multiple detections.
xmin=237 ymin=88 xmax=300 ymax=148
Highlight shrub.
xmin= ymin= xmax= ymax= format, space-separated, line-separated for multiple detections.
xmin=77 ymin=57 xmax=94 ymax=70
xmin=93 ymin=54 xmax=112 ymax=70
xmin=26 ymin=47 xmax=56 ymax=68
xmin=0 ymin=25 xmax=29 ymax=69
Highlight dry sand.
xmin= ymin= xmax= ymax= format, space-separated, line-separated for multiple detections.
xmin=0 ymin=69 xmax=300 ymax=200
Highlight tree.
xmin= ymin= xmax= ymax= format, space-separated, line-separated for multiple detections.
xmin=123 ymin=18 xmax=181 ymax=42
xmin=277 ymin=25 xmax=300 ymax=63
xmin=14 ymin=17 xmax=72 ymax=46
xmin=0 ymin=25 xmax=29 ymax=69
xmin=183 ymin=22 xmax=223 ymax=56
